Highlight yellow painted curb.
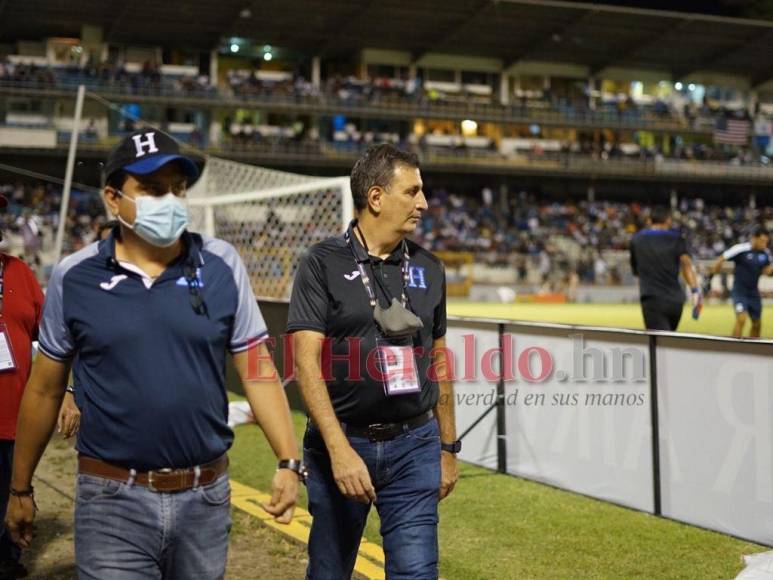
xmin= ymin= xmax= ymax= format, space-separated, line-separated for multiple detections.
xmin=230 ymin=480 xmax=386 ymax=579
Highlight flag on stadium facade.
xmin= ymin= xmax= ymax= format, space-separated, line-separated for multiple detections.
xmin=713 ymin=117 xmax=750 ymax=145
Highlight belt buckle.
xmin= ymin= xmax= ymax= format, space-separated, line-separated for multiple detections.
xmin=147 ymin=467 xmax=173 ymax=492
xmin=367 ymin=423 xmax=393 ymax=442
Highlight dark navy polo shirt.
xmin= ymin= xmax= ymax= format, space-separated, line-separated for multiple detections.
xmin=723 ymin=242 xmax=772 ymax=297
xmin=630 ymin=228 xmax=690 ymax=303
xmin=287 ymin=222 xmax=446 ymax=425
xmin=39 ymin=231 xmax=267 ymax=471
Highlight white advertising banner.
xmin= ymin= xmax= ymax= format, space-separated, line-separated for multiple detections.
xmin=447 ymin=320 xmax=500 ymax=471
xmin=0 ymin=127 xmax=57 ymax=148
xmin=657 ymin=337 xmax=773 ymax=545
xmin=502 ymin=325 xmax=654 ymax=512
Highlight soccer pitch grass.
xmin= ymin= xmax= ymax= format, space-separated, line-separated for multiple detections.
xmin=229 ymin=410 xmax=766 ymax=579
xmin=447 ymin=301 xmax=773 ymax=339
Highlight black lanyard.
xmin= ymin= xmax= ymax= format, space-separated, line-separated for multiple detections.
xmin=344 ymin=224 xmax=410 ymax=308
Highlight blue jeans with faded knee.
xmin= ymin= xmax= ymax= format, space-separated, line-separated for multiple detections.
xmin=74 ymin=471 xmax=232 ymax=580
xmin=304 ymin=419 xmax=441 ymax=580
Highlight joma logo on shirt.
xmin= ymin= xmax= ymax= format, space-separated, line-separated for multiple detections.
xmin=100 ymin=275 xmax=128 ymax=291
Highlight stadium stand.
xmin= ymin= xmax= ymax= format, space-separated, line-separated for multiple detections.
xmin=2 ymin=56 xmax=769 ymax=134
xmin=2 ymin=0 xmax=773 ymax=290
xmin=1 ymin=176 xmax=767 ymax=302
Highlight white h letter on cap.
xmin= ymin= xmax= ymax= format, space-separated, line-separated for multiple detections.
xmin=132 ymin=132 xmax=159 ymax=158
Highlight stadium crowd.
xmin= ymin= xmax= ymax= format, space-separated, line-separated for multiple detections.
xmin=221 ymin=122 xmax=764 ymax=166
xmin=1 ymin=179 xmax=768 ymax=291
xmin=413 ymin=190 xmax=772 ymax=286
xmin=4 ymin=57 xmax=771 ymax=170
xmin=0 ymin=58 xmax=215 ymax=96
xmin=224 ymin=70 xmax=756 ymax=132
xmin=0 ymin=181 xmax=107 ymax=280
xmin=2 ymin=57 xmax=766 ymax=131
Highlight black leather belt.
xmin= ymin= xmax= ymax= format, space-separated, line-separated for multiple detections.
xmin=342 ymin=410 xmax=434 ymax=442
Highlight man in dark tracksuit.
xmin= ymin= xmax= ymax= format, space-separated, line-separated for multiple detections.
xmin=630 ymin=206 xmax=700 ymax=331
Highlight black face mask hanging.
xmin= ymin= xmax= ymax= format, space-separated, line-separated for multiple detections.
xmin=374 ymin=297 xmax=424 ymax=339
xmin=345 ymin=223 xmax=424 ymax=340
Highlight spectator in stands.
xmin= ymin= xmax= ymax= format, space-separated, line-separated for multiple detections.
xmin=17 ymin=211 xmax=41 ymax=279
xmin=85 ymin=118 xmax=97 ymax=138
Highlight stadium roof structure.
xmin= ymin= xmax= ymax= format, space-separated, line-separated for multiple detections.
xmin=3 ymin=0 xmax=773 ymax=86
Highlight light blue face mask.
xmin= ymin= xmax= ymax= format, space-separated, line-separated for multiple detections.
xmin=116 ymin=191 xmax=188 ymax=247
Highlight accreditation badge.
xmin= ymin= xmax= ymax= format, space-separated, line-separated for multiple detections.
xmin=375 ymin=336 xmax=421 ymax=396
xmin=0 ymin=323 xmax=17 ymax=372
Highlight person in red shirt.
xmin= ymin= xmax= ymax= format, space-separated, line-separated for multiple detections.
xmin=0 ymin=193 xmax=44 ymax=579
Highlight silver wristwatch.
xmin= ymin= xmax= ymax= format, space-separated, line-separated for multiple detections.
xmin=277 ymin=459 xmax=308 ymax=483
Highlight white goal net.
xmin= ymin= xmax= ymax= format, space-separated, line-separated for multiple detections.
xmin=9 ymin=89 xmax=352 ymax=295
xmin=187 ymin=156 xmax=353 ymax=299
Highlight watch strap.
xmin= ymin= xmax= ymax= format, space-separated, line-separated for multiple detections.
xmin=441 ymin=440 xmax=462 ymax=454
xmin=277 ymin=459 xmax=308 ymax=483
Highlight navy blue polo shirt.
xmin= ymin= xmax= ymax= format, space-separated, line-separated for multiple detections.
xmin=723 ymin=242 xmax=772 ymax=297
xmin=287 ymin=222 xmax=446 ymax=424
xmin=39 ymin=231 xmax=267 ymax=471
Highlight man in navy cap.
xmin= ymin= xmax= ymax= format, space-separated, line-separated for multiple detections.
xmin=5 ymin=130 xmax=304 ymax=579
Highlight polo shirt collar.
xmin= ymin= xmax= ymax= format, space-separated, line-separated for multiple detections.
xmin=345 ymin=220 xmax=405 ymax=264
xmin=101 ymin=229 xmax=203 ymax=269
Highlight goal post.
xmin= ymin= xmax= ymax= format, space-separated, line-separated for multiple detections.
xmin=35 ymin=91 xmax=353 ymax=295
xmin=187 ymin=156 xmax=353 ymax=300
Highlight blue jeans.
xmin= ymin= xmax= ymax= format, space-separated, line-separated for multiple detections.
xmin=0 ymin=440 xmax=21 ymax=563
xmin=303 ymin=418 xmax=441 ymax=580
xmin=74 ymin=471 xmax=232 ymax=579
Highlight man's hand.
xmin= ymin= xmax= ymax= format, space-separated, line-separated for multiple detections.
xmin=292 ymin=330 xmax=374 ymax=503
xmin=57 ymin=392 xmax=80 ymax=439
xmin=4 ymin=495 xmax=35 ymax=548
xmin=262 ymin=469 xmax=299 ymax=525
xmin=330 ymin=444 xmax=376 ymax=504
xmin=439 ymin=451 xmax=459 ymax=500
xmin=690 ymin=287 xmax=703 ymax=320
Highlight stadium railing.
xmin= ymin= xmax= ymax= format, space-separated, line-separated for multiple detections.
xmin=251 ymin=299 xmax=773 ymax=548
xmin=214 ymin=142 xmax=773 ymax=183
xmin=0 ymin=79 xmax=712 ymax=133
xmin=5 ymin=132 xmax=772 ymax=184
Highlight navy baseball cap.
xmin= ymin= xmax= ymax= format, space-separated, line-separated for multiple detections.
xmin=104 ymin=129 xmax=199 ymax=183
